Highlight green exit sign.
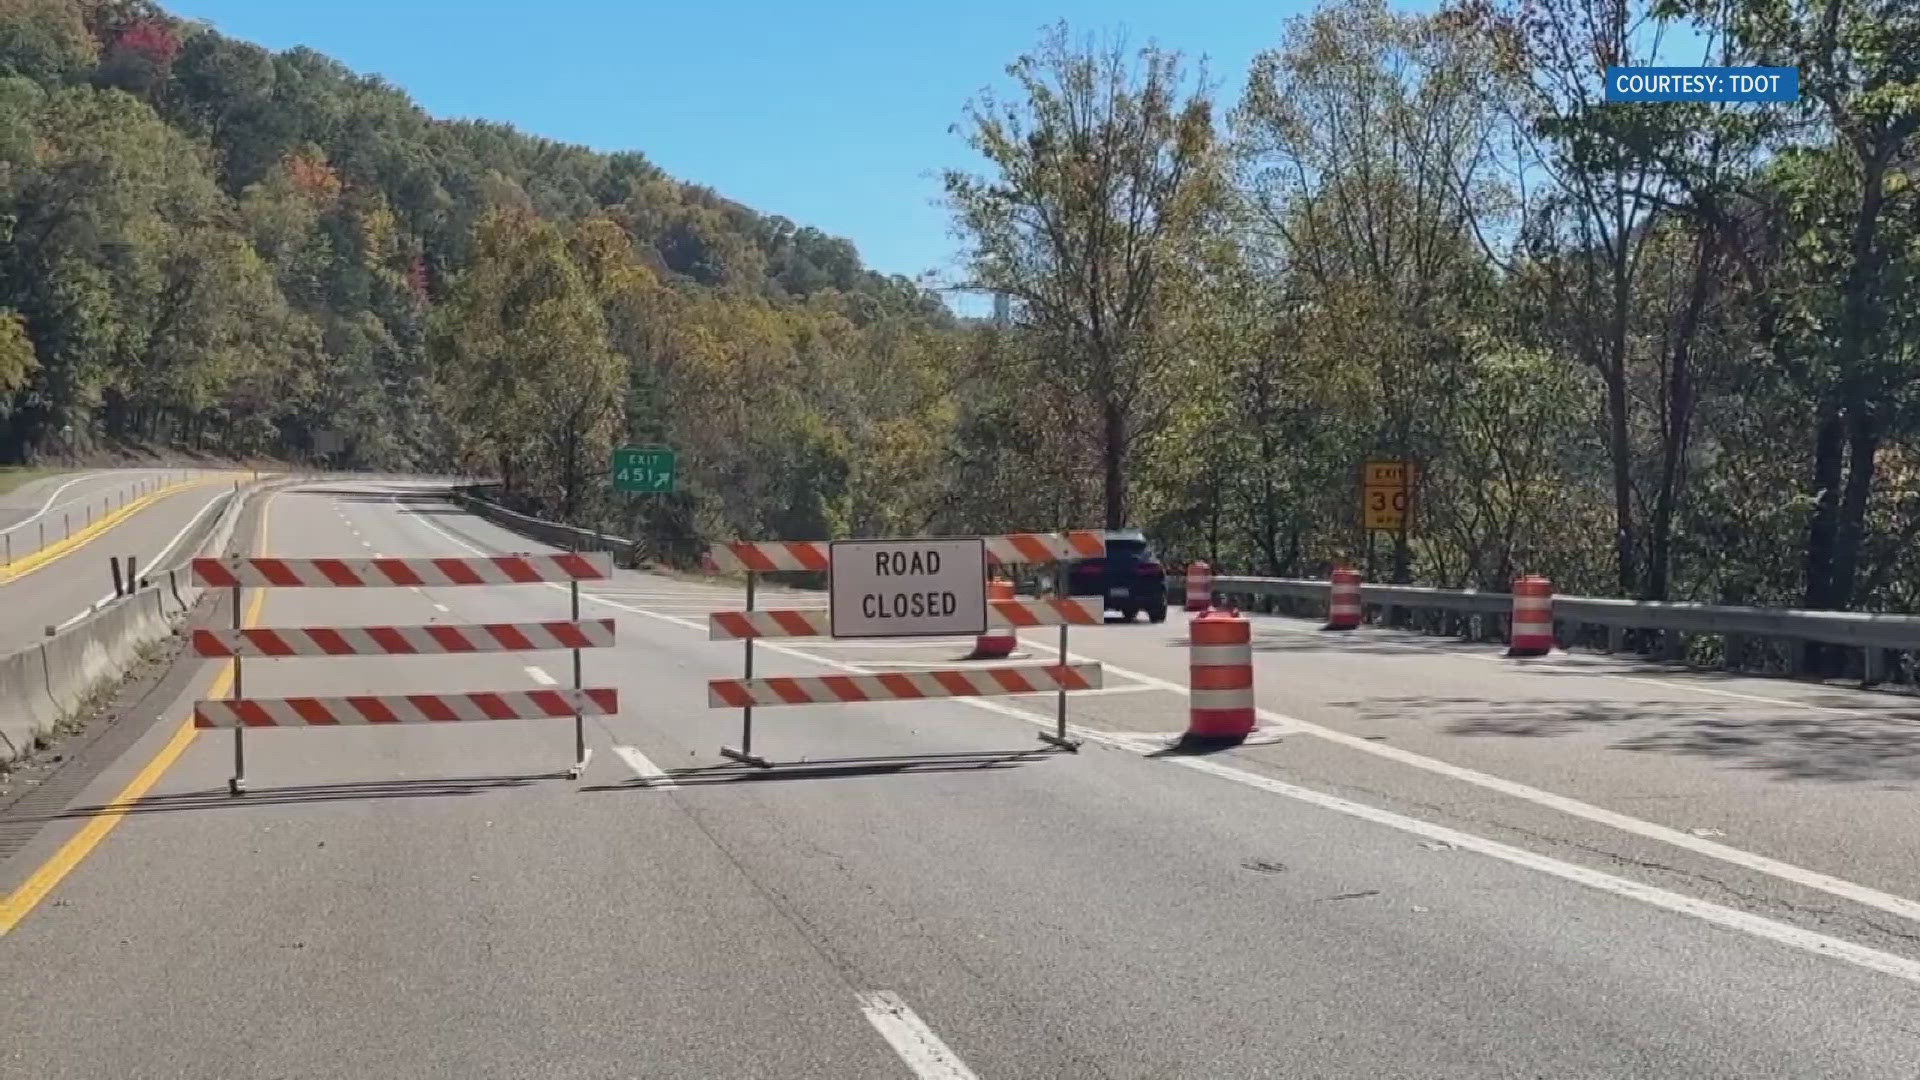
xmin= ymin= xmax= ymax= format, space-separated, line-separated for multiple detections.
xmin=613 ymin=446 xmax=676 ymax=493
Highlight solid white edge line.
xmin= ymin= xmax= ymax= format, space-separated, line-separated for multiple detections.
xmin=0 ymin=470 xmax=118 ymax=534
xmin=775 ymin=639 xmax=976 ymax=649
xmin=61 ymin=486 xmax=235 ymax=626
xmin=1020 ymin=638 xmax=1189 ymax=694
xmin=856 ymin=991 xmax=981 ymax=1080
xmin=842 ymin=659 xmax=1044 ymax=669
xmin=1162 ymin=753 xmax=1920 ymax=985
xmin=589 ymin=593 xmax=755 ymax=601
xmin=145 ymin=487 xmax=232 ymax=568
xmin=524 ymin=666 xmax=557 ymax=686
xmin=1013 ymin=635 xmax=1920 ymax=928
xmin=22 ymin=471 xmax=111 ymax=515
xmin=603 ymin=604 xmax=746 ymax=612
xmin=402 ymin=495 xmax=1920 ymax=983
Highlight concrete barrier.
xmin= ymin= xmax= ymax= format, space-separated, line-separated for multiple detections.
xmin=0 ymin=647 xmax=47 ymax=758
xmin=0 ymin=477 xmax=285 ymax=762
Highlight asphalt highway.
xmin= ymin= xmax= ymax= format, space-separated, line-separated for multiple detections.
xmin=0 ymin=471 xmax=241 ymax=653
xmin=3 ymin=481 xmax=1918 ymax=1078
xmin=0 ymin=468 xmax=201 ymax=534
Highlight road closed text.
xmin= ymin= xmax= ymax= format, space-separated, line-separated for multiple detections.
xmin=862 ymin=589 xmax=960 ymax=621
xmin=864 ymin=550 xmax=959 ymax=619
xmin=829 ymin=538 xmax=987 ymax=638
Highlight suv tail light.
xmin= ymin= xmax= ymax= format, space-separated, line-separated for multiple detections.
xmin=1137 ymin=561 xmax=1161 ymax=574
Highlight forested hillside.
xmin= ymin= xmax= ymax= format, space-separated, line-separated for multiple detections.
xmin=1 ymin=0 xmax=1916 ymax=625
xmin=0 ymin=0 xmax=958 ymax=559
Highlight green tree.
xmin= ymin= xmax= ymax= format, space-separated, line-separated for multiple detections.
xmin=1459 ymin=0 xmax=1694 ymax=596
xmin=0 ymin=0 xmax=96 ymax=83
xmin=946 ymin=24 xmax=1224 ymax=529
xmin=1236 ymin=0 xmax=1508 ymax=582
xmin=428 ymin=208 xmax=617 ymax=512
xmin=1 ymin=83 xmax=260 ymax=453
xmin=0 ymin=309 xmax=35 ymax=397
xmin=1663 ymin=0 xmax=1918 ymax=613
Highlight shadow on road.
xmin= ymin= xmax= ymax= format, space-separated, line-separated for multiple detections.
xmin=1142 ymin=738 xmax=1240 ymax=759
xmin=1332 ymin=693 xmax=1920 ymax=784
xmin=34 ymin=773 xmax=548 ymax=819
xmin=580 ymin=748 xmax=1060 ymax=790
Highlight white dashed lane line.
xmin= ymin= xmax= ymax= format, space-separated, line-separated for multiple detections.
xmin=856 ymin=991 xmax=980 ymax=1080
xmin=612 ymin=745 xmax=676 ymax=788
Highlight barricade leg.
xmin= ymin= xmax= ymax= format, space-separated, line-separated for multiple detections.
xmin=228 ymin=581 xmax=246 ymax=796
xmin=568 ymin=577 xmax=592 ymax=778
xmin=1036 ymin=628 xmax=1081 ymax=751
xmin=721 ymin=571 xmax=772 ymax=768
xmin=1038 ymin=563 xmax=1080 ymax=751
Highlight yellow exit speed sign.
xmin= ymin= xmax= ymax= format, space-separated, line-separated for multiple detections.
xmin=1363 ymin=459 xmax=1414 ymax=532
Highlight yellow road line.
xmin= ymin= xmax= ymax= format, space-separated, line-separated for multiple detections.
xmin=0 ymin=490 xmax=273 ymax=936
xmin=0 ymin=476 xmax=233 ymax=583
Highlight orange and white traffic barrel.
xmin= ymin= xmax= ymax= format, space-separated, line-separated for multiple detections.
xmin=1507 ymin=575 xmax=1554 ymax=657
xmin=1325 ymin=567 xmax=1362 ymax=631
xmin=1184 ymin=560 xmax=1213 ymax=612
xmin=1187 ymin=606 xmax=1255 ymax=740
xmin=970 ymin=579 xmax=1018 ymax=659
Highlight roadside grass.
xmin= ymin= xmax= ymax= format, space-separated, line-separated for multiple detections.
xmin=0 ymin=467 xmax=63 ymax=498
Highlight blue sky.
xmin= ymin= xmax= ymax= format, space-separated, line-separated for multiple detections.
xmin=162 ymin=0 xmax=1385 ymax=311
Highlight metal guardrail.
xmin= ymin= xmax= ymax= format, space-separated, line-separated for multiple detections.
xmin=437 ymin=492 xmax=1920 ymax=690
xmin=1180 ymin=574 xmax=1920 ymax=687
xmin=450 ymin=487 xmax=639 ymax=564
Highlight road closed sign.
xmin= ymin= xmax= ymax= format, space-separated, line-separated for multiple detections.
xmin=829 ymin=538 xmax=987 ymax=639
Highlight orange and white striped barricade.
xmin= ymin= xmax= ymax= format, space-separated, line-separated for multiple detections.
xmin=191 ymin=553 xmax=607 ymax=588
xmin=708 ymin=663 xmax=1101 ymax=707
xmin=1507 ymin=575 xmax=1555 ymax=657
xmin=195 ymin=689 xmax=618 ymax=727
xmin=1187 ymin=606 xmax=1255 ymax=743
xmin=704 ymin=533 xmax=1104 ymax=766
xmin=1184 ymin=561 xmax=1213 ymax=612
xmin=703 ymin=531 xmax=1105 ymax=574
xmin=970 ymin=580 xmax=1018 ymax=659
xmin=1325 ymin=567 xmax=1363 ymax=631
xmin=192 ymin=619 xmax=615 ymax=657
xmin=190 ymin=553 xmax=615 ymax=794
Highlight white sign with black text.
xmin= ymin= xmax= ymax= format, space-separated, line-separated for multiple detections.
xmin=829 ymin=538 xmax=987 ymax=639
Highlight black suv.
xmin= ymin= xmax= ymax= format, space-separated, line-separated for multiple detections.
xmin=1064 ymin=529 xmax=1167 ymax=623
